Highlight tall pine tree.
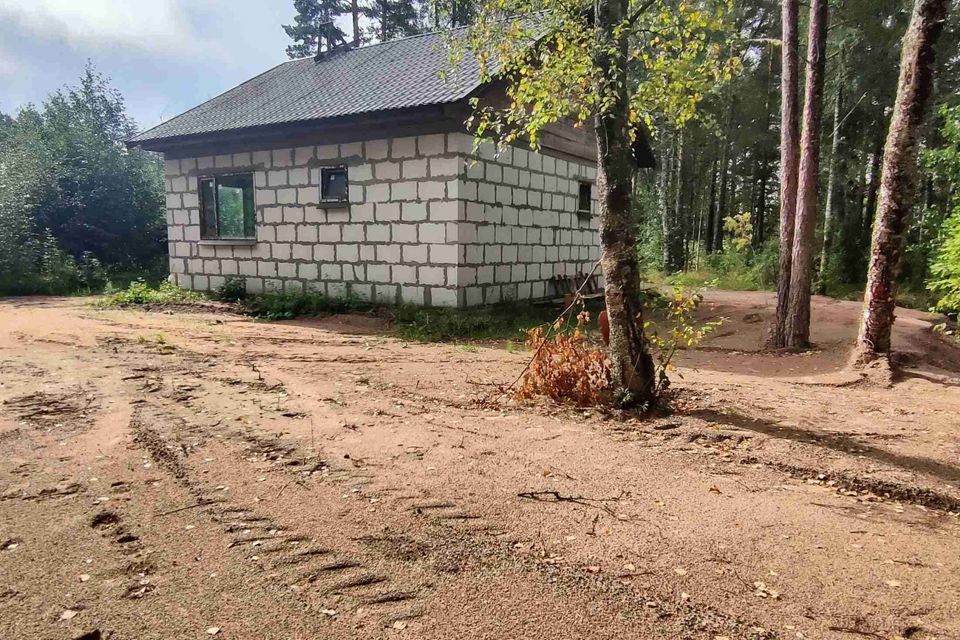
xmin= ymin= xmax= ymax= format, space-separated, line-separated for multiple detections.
xmin=283 ymin=0 xmax=349 ymax=58
xmin=362 ymin=0 xmax=423 ymax=42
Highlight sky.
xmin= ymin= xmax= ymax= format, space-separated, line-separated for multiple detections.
xmin=0 ymin=0 xmax=322 ymax=133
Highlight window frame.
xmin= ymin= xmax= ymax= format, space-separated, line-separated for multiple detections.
xmin=198 ymin=172 xmax=257 ymax=241
xmin=319 ymin=165 xmax=349 ymax=205
xmin=577 ymin=180 xmax=593 ymax=216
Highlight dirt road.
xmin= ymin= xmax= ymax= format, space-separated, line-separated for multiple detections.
xmin=1 ymin=292 xmax=958 ymax=640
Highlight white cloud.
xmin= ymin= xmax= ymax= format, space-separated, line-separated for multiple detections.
xmin=0 ymin=0 xmax=193 ymax=52
xmin=0 ymin=47 xmax=17 ymax=77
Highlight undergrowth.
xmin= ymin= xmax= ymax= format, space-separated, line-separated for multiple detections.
xmin=99 ymin=280 xmax=203 ymax=306
xmin=513 ymin=286 xmax=720 ymax=407
xmin=515 ymin=311 xmax=612 ymax=405
xmin=241 ymin=290 xmax=365 ymax=320
xmin=391 ymin=303 xmax=565 ymax=342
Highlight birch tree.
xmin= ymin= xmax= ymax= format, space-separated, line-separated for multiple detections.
xmin=458 ymin=0 xmax=738 ymax=407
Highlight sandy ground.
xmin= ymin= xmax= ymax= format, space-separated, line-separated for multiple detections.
xmin=1 ymin=291 xmax=958 ymax=640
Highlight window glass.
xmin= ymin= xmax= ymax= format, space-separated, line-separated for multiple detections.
xmin=321 ymin=167 xmax=348 ymax=201
xmin=200 ymin=178 xmax=217 ymax=237
xmin=198 ymin=173 xmax=255 ymax=239
xmin=578 ymin=181 xmax=592 ymax=214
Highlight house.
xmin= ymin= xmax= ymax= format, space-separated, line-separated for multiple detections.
xmin=129 ymin=30 xmax=653 ymax=307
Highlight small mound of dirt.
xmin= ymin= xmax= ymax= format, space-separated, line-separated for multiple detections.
xmin=90 ymin=510 xmax=120 ymax=529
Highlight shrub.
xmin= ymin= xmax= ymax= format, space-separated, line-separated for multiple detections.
xmin=241 ymin=290 xmax=363 ymax=320
xmin=513 ymin=287 xmax=719 ymax=407
xmin=929 ymin=210 xmax=960 ymax=316
xmin=646 ymin=286 xmax=723 ymax=395
xmin=216 ymin=277 xmax=246 ymax=303
xmin=392 ymin=302 xmax=562 ymax=342
xmin=100 ymin=280 xmax=203 ymax=306
xmin=514 ymin=311 xmax=613 ymax=406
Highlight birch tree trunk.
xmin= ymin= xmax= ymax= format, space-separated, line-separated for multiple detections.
xmin=855 ymin=0 xmax=949 ymax=363
xmin=706 ymin=154 xmax=719 ymax=254
xmin=771 ymin=0 xmax=801 ymax=348
xmin=715 ymin=134 xmax=730 ymax=253
xmin=658 ymin=134 xmax=674 ymax=269
xmin=817 ymin=60 xmax=845 ymax=295
xmin=595 ymin=0 xmax=656 ymax=407
xmin=668 ymin=130 xmax=686 ymax=272
xmin=784 ymin=0 xmax=828 ymax=349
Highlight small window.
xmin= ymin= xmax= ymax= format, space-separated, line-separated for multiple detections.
xmin=199 ymin=173 xmax=255 ymax=239
xmin=321 ymin=166 xmax=349 ymax=203
xmin=577 ymin=181 xmax=593 ymax=215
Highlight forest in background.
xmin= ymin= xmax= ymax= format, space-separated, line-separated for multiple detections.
xmin=2 ymin=0 xmax=960 ymax=319
xmin=0 ymin=66 xmax=166 ymax=295
xmin=637 ymin=0 xmax=960 ymax=317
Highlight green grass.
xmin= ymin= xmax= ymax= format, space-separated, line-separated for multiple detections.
xmin=240 ymin=290 xmax=365 ymax=320
xmin=98 ymin=280 xmax=204 ymax=306
xmin=390 ymin=302 xmax=567 ymax=342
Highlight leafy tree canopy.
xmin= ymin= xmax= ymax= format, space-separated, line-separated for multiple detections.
xmin=454 ymin=0 xmax=740 ymax=150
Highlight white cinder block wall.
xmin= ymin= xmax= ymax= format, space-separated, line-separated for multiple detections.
xmin=164 ymin=132 xmax=599 ymax=307
xmin=450 ymin=133 xmax=599 ymax=306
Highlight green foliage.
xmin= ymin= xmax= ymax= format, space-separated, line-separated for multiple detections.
xmin=238 ymin=289 xmax=565 ymax=341
xmin=652 ymin=236 xmax=777 ymax=292
xmin=722 ymin=212 xmax=752 ymax=252
xmin=100 ymin=280 xmax=203 ymax=306
xmin=633 ymin=173 xmax=663 ymax=273
xmin=216 ymin=277 xmax=247 ymax=303
xmin=646 ymin=285 xmax=722 ymax=396
xmin=925 ymin=105 xmax=960 ymax=315
xmin=363 ymin=0 xmax=424 ymax=42
xmin=392 ymin=302 xmax=562 ymax=341
xmin=283 ymin=0 xmax=350 ymax=57
xmin=928 ymin=211 xmax=960 ymax=315
xmin=242 ymin=290 xmax=365 ymax=320
xmin=453 ymin=0 xmax=739 ymax=152
xmin=0 ymin=64 xmax=165 ymax=296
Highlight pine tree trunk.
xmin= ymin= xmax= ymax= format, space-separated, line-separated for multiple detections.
xmin=817 ymin=61 xmax=845 ymax=295
xmin=855 ymin=0 xmax=949 ymax=364
xmin=595 ymin=0 xmax=656 ymax=407
xmin=861 ymin=134 xmax=883 ymax=254
xmin=351 ymin=0 xmax=361 ymax=44
xmin=771 ymin=0 xmax=801 ymax=349
xmin=784 ymin=0 xmax=828 ymax=349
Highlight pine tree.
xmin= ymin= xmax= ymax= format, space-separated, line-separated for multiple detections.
xmin=770 ymin=0 xmax=800 ymax=349
xmin=362 ymin=0 xmax=423 ymax=42
xmin=855 ymin=0 xmax=950 ymax=364
xmin=784 ymin=0 xmax=828 ymax=349
xmin=283 ymin=0 xmax=348 ymax=58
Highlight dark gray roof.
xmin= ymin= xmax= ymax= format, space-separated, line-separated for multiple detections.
xmin=131 ymin=30 xmax=481 ymax=144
